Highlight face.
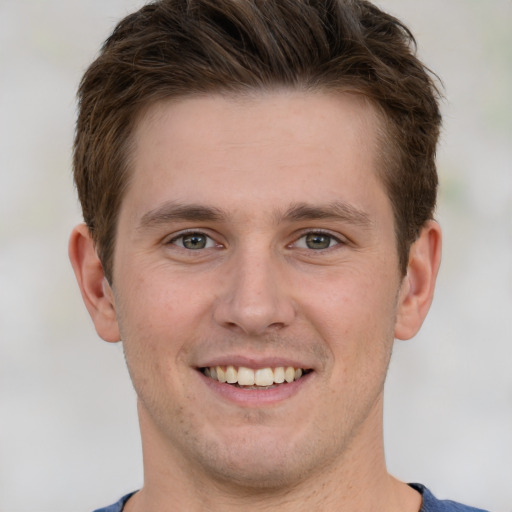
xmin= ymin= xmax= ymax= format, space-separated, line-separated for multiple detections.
xmin=108 ymin=91 xmax=407 ymax=488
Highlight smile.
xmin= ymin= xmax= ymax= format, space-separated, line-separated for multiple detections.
xmin=201 ymin=365 xmax=311 ymax=388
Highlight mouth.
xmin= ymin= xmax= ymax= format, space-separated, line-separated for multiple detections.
xmin=200 ymin=365 xmax=312 ymax=389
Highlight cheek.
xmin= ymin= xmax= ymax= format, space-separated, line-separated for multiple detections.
xmin=113 ymin=266 xmax=219 ymax=391
xmin=115 ymin=262 xmax=209 ymax=335
xmin=299 ymin=267 xmax=399 ymax=367
xmin=304 ymin=266 xmax=398 ymax=327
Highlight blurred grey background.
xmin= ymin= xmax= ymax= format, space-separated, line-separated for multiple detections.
xmin=0 ymin=0 xmax=511 ymax=511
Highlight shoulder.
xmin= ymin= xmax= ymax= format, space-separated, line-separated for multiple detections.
xmin=410 ymin=484 xmax=491 ymax=512
xmin=92 ymin=492 xmax=136 ymax=512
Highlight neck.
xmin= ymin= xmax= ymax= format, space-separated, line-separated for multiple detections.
xmin=125 ymin=399 xmax=421 ymax=512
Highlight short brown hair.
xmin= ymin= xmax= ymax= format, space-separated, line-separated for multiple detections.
xmin=74 ymin=0 xmax=442 ymax=282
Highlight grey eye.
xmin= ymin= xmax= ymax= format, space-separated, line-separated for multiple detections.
xmin=291 ymin=229 xmax=344 ymax=251
xmin=305 ymin=233 xmax=333 ymax=250
xmin=294 ymin=232 xmax=339 ymax=250
xmin=173 ymin=232 xmax=215 ymax=250
xmin=183 ymin=233 xmax=207 ymax=249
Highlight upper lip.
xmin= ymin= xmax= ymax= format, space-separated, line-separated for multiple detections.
xmin=195 ymin=355 xmax=314 ymax=371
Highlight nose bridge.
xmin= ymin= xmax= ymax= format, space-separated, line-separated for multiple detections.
xmin=213 ymin=241 xmax=295 ymax=335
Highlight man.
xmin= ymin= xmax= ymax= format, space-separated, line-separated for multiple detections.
xmin=68 ymin=1 xmax=490 ymax=511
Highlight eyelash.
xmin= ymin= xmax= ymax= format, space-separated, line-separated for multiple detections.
xmin=167 ymin=231 xmax=220 ymax=250
xmin=166 ymin=229 xmax=344 ymax=251
xmin=291 ymin=230 xmax=344 ymax=251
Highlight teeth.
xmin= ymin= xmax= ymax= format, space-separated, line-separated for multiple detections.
xmin=255 ymin=368 xmax=274 ymax=386
xmin=226 ymin=365 xmax=237 ymax=384
xmin=238 ymin=367 xmax=255 ymax=386
xmin=285 ymin=366 xmax=295 ymax=383
xmin=203 ymin=365 xmax=307 ymax=386
xmin=216 ymin=366 xmax=226 ymax=383
xmin=274 ymin=367 xmax=285 ymax=384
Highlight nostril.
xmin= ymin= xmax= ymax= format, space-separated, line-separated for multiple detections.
xmin=268 ymin=321 xmax=286 ymax=330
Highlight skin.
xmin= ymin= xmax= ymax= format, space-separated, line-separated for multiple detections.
xmin=70 ymin=90 xmax=441 ymax=512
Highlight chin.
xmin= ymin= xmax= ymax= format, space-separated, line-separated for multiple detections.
xmin=203 ymin=454 xmax=309 ymax=491
xmin=190 ymin=425 xmax=330 ymax=491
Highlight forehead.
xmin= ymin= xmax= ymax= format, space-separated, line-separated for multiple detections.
xmin=123 ymin=90 xmax=389 ymax=223
xmin=136 ymin=89 xmax=380 ymax=154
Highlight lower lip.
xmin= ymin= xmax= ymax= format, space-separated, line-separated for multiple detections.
xmin=198 ymin=370 xmax=313 ymax=406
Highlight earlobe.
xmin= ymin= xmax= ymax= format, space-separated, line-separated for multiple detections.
xmin=394 ymin=220 xmax=442 ymax=340
xmin=68 ymin=224 xmax=121 ymax=343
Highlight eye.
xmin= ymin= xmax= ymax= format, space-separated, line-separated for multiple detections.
xmin=170 ymin=232 xmax=217 ymax=250
xmin=294 ymin=232 xmax=340 ymax=250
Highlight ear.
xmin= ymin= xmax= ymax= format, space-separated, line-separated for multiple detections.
xmin=68 ymin=224 xmax=121 ymax=342
xmin=394 ymin=220 xmax=442 ymax=340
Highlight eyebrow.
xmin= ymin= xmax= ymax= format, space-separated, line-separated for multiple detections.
xmin=138 ymin=201 xmax=228 ymax=229
xmin=279 ymin=201 xmax=373 ymax=227
xmin=137 ymin=200 xmax=373 ymax=230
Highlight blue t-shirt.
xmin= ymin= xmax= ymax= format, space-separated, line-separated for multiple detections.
xmin=409 ymin=484 xmax=489 ymax=512
xmin=93 ymin=484 xmax=490 ymax=512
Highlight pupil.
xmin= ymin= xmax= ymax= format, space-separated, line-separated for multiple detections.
xmin=306 ymin=233 xmax=330 ymax=250
xmin=183 ymin=233 xmax=206 ymax=249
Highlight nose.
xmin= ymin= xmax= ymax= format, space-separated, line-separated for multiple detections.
xmin=213 ymin=248 xmax=296 ymax=336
